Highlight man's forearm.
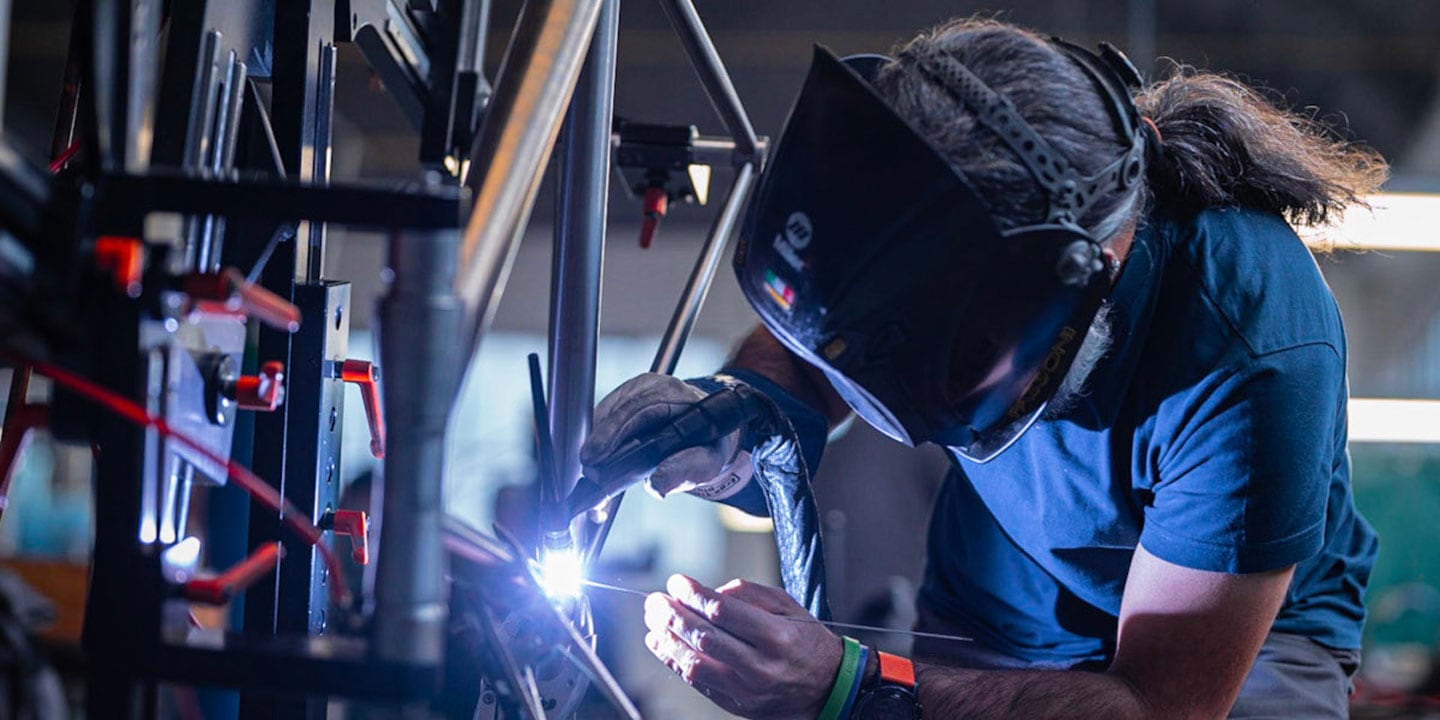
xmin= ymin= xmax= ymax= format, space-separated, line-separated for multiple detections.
xmin=726 ymin=325 xmax=851 ymax=426
xmin=914 ymin=663 xmax=1150 ymax=719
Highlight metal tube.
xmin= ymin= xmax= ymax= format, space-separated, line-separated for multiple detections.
xmin=657 ymin=0 xmax=758 ymax=160
xmin=652 ymin=161 xmax=757 ymax=374
xmin=48 ymin=2 xmax=84 ymax=163
xmin=455 ymin=0 xmax=602 ymax=371
xmin=197 ymin=53 xmax=246 ymax=272
xmin=546 ymin=0 xmax=618 ymax=513
xmin=583 ymin=161 xmax=759 ymax=562
xmin=373 ymin=228 xmax=464 ymax=665
xmin=307 ymin=43 xmax=337 ymax=283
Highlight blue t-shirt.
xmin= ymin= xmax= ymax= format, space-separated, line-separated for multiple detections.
xmin=730 ymin=204 xmax=1378 ymax=667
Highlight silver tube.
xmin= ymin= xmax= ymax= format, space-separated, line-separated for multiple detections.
xmin=374 ymin=229 xmax=464 ymax=664
xmin=583 ymin=162 xmax=759 ymax=562
xmin=657 ymin=0 xmax=758 ymax=160
xmin=198 ymin=54 xmax=247 ymax=271
xmin=652 ymin=161 xmax=757 ymax=374
xmin=306 ymin=43 xmax=338 ymax=283
xmin=546 ymin=0 xmax=618 ymax=512
xmin=690 ymin=134 xmax=767 ymax=168
xmin=455 ymin=0 xmax=602 ymax=369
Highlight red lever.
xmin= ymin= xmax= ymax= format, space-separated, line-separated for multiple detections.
xmin=182 ymin=269 xmax=301 ymax=333
xmin=340 ymin=360 xmax=385 ymax=459
xmin=182 ymin=542 xmax=285 ymax=605
xmin=639 ymin=187 xmax=668 ymax=249
xmin=321 ymin=509 xmax=370 ymax=565
xmin=94 ymin=236 xmax=144 ymax=297
xmin=232 ymin=361 xmax=286 ymax=411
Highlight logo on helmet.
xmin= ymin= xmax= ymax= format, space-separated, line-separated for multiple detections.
xmin=1005 ymin=326 xmax=1078 ymax=422
xmin=771 ymin=211 xmax=812 ymax=273
xmin=784 ymin=212 xmax=813 ymax=250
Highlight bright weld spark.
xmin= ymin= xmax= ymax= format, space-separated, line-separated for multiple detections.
xmin=536 ymin=547 xmax=585 ymax=600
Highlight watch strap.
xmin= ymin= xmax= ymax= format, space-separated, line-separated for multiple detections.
xmin=877 ymin=651 xmax=916 ymax=690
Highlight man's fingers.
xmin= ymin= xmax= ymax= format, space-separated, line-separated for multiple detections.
xmin=716 ymin=577 xmax=807 ymax=617
xmin=644 ymin=629 xmax=751 ymax=714
xmin=644 ymin=592 xmax=754 ymax=666
xmin=664 ymin=575 xmax=789 ymax=648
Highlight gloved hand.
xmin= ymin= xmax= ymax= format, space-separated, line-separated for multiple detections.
xmin=580 ymin=373 xmax=753 ymax=499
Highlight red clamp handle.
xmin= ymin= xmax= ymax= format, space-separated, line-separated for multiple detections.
xmin=321 ymin=509 xmax=370 ymax=565
xmin=182 ymin=543 xmax=284 ymax=605
xmin=639 ymin=187 xmax=668 ymax=249
xmin=340 ymin=360 xmax=385 ymax=459
xmin=94 ymin=236 xmax=144 ymax=297
xmin=181 ymin=269 xmax=301 ymax=333
xmin=232 ymin=361 xmax=286 ymax=411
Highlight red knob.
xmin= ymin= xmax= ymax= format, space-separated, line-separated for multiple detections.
xmin=233 ymin=361 xmax=286 ymax=411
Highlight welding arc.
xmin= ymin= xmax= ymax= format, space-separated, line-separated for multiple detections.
xmin=579 ymin=579 xmax=974 ymax=644
xmin=4 ymin=350 xmax=348 ymax=605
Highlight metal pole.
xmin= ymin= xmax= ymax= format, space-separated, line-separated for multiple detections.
xmin=546 ymin=0 xmax=618 ymax=512
xmin=306 ymin=43 xmax=337 ymax=283
xmin=657 ymin=0 xmax=758 ymax=161
xmin=373 ymin=228 xmax=463 ymax=665
xmin=652 ymin=162 xmax=757 ymax=373
xmin=455 ymin=0 xmax=602 ymax=373
xmin=583 ymin=161 xmax=759 ymax=562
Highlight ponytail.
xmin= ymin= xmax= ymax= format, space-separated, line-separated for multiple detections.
xmin=1136 ymin=68 xmax=1389 ymax=227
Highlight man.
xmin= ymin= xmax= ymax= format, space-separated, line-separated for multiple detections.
xmin=581 ymin=18 xmax=1385 ymax=718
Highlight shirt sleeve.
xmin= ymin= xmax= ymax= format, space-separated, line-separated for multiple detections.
xmin=1140 ymin=342 xmax=1343 ymax=574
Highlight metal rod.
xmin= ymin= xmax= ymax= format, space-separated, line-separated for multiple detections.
xmin=656 ymin=0 xmax=758 ymax=160
xmin=454 ymin=0 xmax=602 ymax=373
xmin=307 ymin=43 xmax=337 ymax=283
xmin=528 ymin=353 xmax=561 ymax=509
xmin=373 ymin=228 xmax=464 ymax=665
xmin=48 ymin=1 xmax=85 ymax=163
xmin=546 ymin=0 xmax=618 ymax=516
xmin=583 ymin=161 xmax=759 ymax=563
xmin=197 ymin=52 xmax=247 ymax=272
xmin=652 ymin=162 xmax=758 ymax=374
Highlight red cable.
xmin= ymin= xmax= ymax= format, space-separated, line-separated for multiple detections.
xmin=3 ymin=350 xmax=347 ymax=605
xmin=48 ymin=138 xmax=81 ymax=174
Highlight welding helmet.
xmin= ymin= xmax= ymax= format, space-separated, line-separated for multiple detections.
xmin=734 ymin=43 xmax=1148 ymax=461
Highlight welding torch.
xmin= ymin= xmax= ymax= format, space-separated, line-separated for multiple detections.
xmin=558 ymin=382 xmax=773 ymax=529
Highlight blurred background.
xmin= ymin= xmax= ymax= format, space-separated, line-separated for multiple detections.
xmin=2 ymin=1 xmax=1439 ymax=717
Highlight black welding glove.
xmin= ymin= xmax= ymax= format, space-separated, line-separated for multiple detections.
xmin=580 ymin=372 xmax=831 ymax=620
xmin=578 ymin=371 xmax=771 ymax=501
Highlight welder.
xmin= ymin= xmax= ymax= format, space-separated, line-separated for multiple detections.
xmin=580 ymin=17 xmax=1386 ymax=719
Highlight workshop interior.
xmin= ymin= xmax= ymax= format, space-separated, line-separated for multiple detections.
xmin=0 ymin=0 xmax=1437 ymax=717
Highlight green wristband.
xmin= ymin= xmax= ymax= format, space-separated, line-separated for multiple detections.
xmin=817 ymin=636 xmax=862 ymax=720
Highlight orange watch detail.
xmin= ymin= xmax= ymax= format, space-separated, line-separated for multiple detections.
xmin=877 ymin=652 xmax=916 ymax=689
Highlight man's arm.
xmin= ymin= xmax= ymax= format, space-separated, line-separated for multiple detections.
xmin=727 ymin=325 xmax=852 ymax=427
xmin=646 ymin=545 xmax=1294 ymax=720
xmin=913 ymin=545 xmax=1293 ymax=718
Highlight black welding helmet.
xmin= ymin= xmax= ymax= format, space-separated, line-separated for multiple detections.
xmin=734 ymin=44 xmax=1147 ymax=461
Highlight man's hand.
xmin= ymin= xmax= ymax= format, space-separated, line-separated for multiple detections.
xmin=643 ymin=574 xmax=842 ymax=720
xmin=581 ymin=374 xmax=742 ymax=498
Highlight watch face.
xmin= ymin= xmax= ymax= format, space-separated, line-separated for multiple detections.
xmin=854 ymin=686 xmax=921 ymax=720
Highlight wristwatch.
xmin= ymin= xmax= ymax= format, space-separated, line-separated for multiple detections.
xmin=852 ymin=651 xmax=922 ymax=719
